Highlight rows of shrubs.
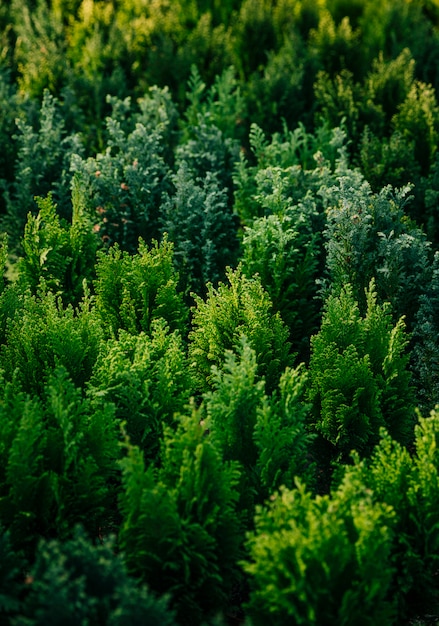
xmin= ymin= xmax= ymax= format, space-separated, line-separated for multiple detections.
xmin=1 ymin=1 xmax=439 ymax=624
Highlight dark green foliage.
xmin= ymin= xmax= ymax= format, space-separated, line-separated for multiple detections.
xmin=189 ymin=265 xmax=293 ymax=394
xmin=0 ymin=367 xmax=119 ymax=555
xmin=1 ymin=287 xmax=103 ymax=394
xmin=88 ymin=320 xmax=193 ymax=462
xmin=244 ymin=479 xmax=396 ymax=626
xmin=0 ymin=525 xmax=25 ymax=619
xmin=160 ymin=163 xmax=239 ymax=297
xmin=2 ymin=90 xmax=82 ymax=251
xmin=204 ymin=340 xmax=316 ymax=522
xmin=307 ymin=282 xmax=416 ymax=461
xmin=410 ymin=252 xmax=439 ymax=413
xmin=0 ymin=70 xmax=21 ymax=199
xmin=16 ymin=182 xmax=97 ymax=306
xmin=205 ymin=339 xmax=265 ymax=472
xmin=3 ymin=2 xmax=439 ymax=623
xmin=94 ymin=236 xmax=188 ymax=339
xmin=14 ymin=526 xmax=176 ymax=626
xmin=118 ymin=408 xmax=242 ymax=626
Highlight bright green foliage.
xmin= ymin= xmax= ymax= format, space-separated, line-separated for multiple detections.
xmin=1 ymin=286 xmax=103 ymax=394
xmin=254 ymin=364 xmax=316 ymax=497
xmin=307 ymin=282 xmax=415 ymax=460
xmin=16 ymin=182 xmax=97 ymax=306
xmin=88 ymin=320 xmax=193 ymax=462
xmin=2 ymin=90 xmax=82 ymax=251
xmin=14 ymin=526 xmax=177 ymax=626
xmin=392 ymin=79 xmax=439 ymax=174
xmin=204 ymin=339 xmax=265 ymax=519
xmin=183 ymin=64 xmax=246 ymax=142
xmin=205 ymin=339 xmax=265 ymax=471
xmin=118 ymin=408 xmax=241 ymax=625
xmin=160 ymin=163 xmax=239 ymax=297
xmin=241 ymin=209 xmax=320 ymax=360
xmin=244 ymin=479 xmax=396 ymax=626
xmin=342 ymin=408 xmax=439 ymax=619
xmin=11 ymin=0 xmax=68 ymax=98
xmin=0 ymin=367 xmax=118 ymax=555
xmin=189 ymin=265 xmax=292 ymax=394
xmin=94 ymin=236 xmax=188 ymax=339
xmin=71 ymin=92 xmax=173 ymax=251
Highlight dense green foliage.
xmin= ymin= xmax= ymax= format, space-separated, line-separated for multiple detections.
xmin=1 ymin=1 xmax=439 ymax=624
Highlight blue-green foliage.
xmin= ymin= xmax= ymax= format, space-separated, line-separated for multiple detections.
xmin=321 ymin=176 xmax=434 ymax=329
xmin=71 ymin=90 xmax=174 ymax=252
xmin=2 ymin=90 xmax=83 ymax=250
xmin=161 ymin=163 xmax=239 ymax=297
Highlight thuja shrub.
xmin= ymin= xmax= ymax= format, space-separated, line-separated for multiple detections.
xmin=70 ymin=91 xmax=173 ymax=252
xmin=0 ymin=367 xmax=119 ymax=556
xmin=15 ymin=526 xmax=176 ymax=626
xmin=342 ymin=409 xmax=439 ymax=620
xmin=307 ymin=281 xmax=415 ymax=461
xmin=2 ymin=90 xmax=83 ymax=251
xmin=88 ymin=319 xmax=193 ymax=462
xmin=204 ymin=340 xmax=315 ymax=513
xmin=118 ymin=408 xmax=241 ymax=626
xmin=241 ymin=209 xmax=320 ymax=360
xmin=160 ymin=162 xmax=239 ymax=297
xmin=243 ymin=479 xmax=396 ymax=626
xmin=0 ymin=285 xmax=103 ymax=395
xmin=189 ymin=265 xmax=292 ymax=394
xmin=203 ymin=339 xmax=266 ymax=519
xmin=182 ymin=64 xmax=246 ymax=143
xmin=15 ymin=180 xmax=97 ymax=307
xmin=94 ymin=236 xmax=188 ymax=339
xmin=254 ymin=363 xmax=316 ymax=497
xmin=410 ymin=252 xmax=439 ymax=413
xmin=0 ymin=69 xmax=21 ymax=196
xmin=232 ymin=120 xmax=349 ymax=225
xmin=321 ymin=177 xmax=434 ymax=330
